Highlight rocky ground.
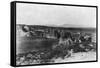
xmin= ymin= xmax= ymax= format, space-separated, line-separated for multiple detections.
xmin=53 ymin=51 xmax=96 ymax=63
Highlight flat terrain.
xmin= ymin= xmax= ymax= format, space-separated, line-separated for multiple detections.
xmin=53 ymin=51 xmax=96 ymax=63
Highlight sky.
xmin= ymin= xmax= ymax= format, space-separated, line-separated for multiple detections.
xmin=16 ymin=3 xmax=96 ymax=28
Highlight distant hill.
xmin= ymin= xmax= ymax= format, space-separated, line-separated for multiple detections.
xmin=16 ymin=24 xmax=96 ymax=33
xmin=46 ymin=24 xmax=96 ymax=28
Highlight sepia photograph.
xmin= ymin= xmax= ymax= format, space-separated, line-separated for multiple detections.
xmin=14 ymin=1 xmax=97 ymax=66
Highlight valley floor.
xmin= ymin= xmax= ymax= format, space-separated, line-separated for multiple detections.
xmin=53 ymin=51 xmax=96 ymax=63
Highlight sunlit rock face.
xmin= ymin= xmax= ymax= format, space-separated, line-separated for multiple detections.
xmin=16 ymin=25 xmax=29 ymax=37
xmin=16 ymin=25 xmax=25 ymax=37
xmin=92 ymin=33 xmax=96 ymax=43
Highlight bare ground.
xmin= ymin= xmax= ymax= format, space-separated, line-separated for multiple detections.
xmin=53 ymin=51 xmax=96 ymax=63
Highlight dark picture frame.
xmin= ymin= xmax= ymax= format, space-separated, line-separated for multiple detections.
xmin=10 ymin=1 xmax=98 ymax=67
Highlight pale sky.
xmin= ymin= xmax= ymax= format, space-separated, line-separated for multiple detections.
xmin=16 ymin=3 xmax=96 ymax=28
